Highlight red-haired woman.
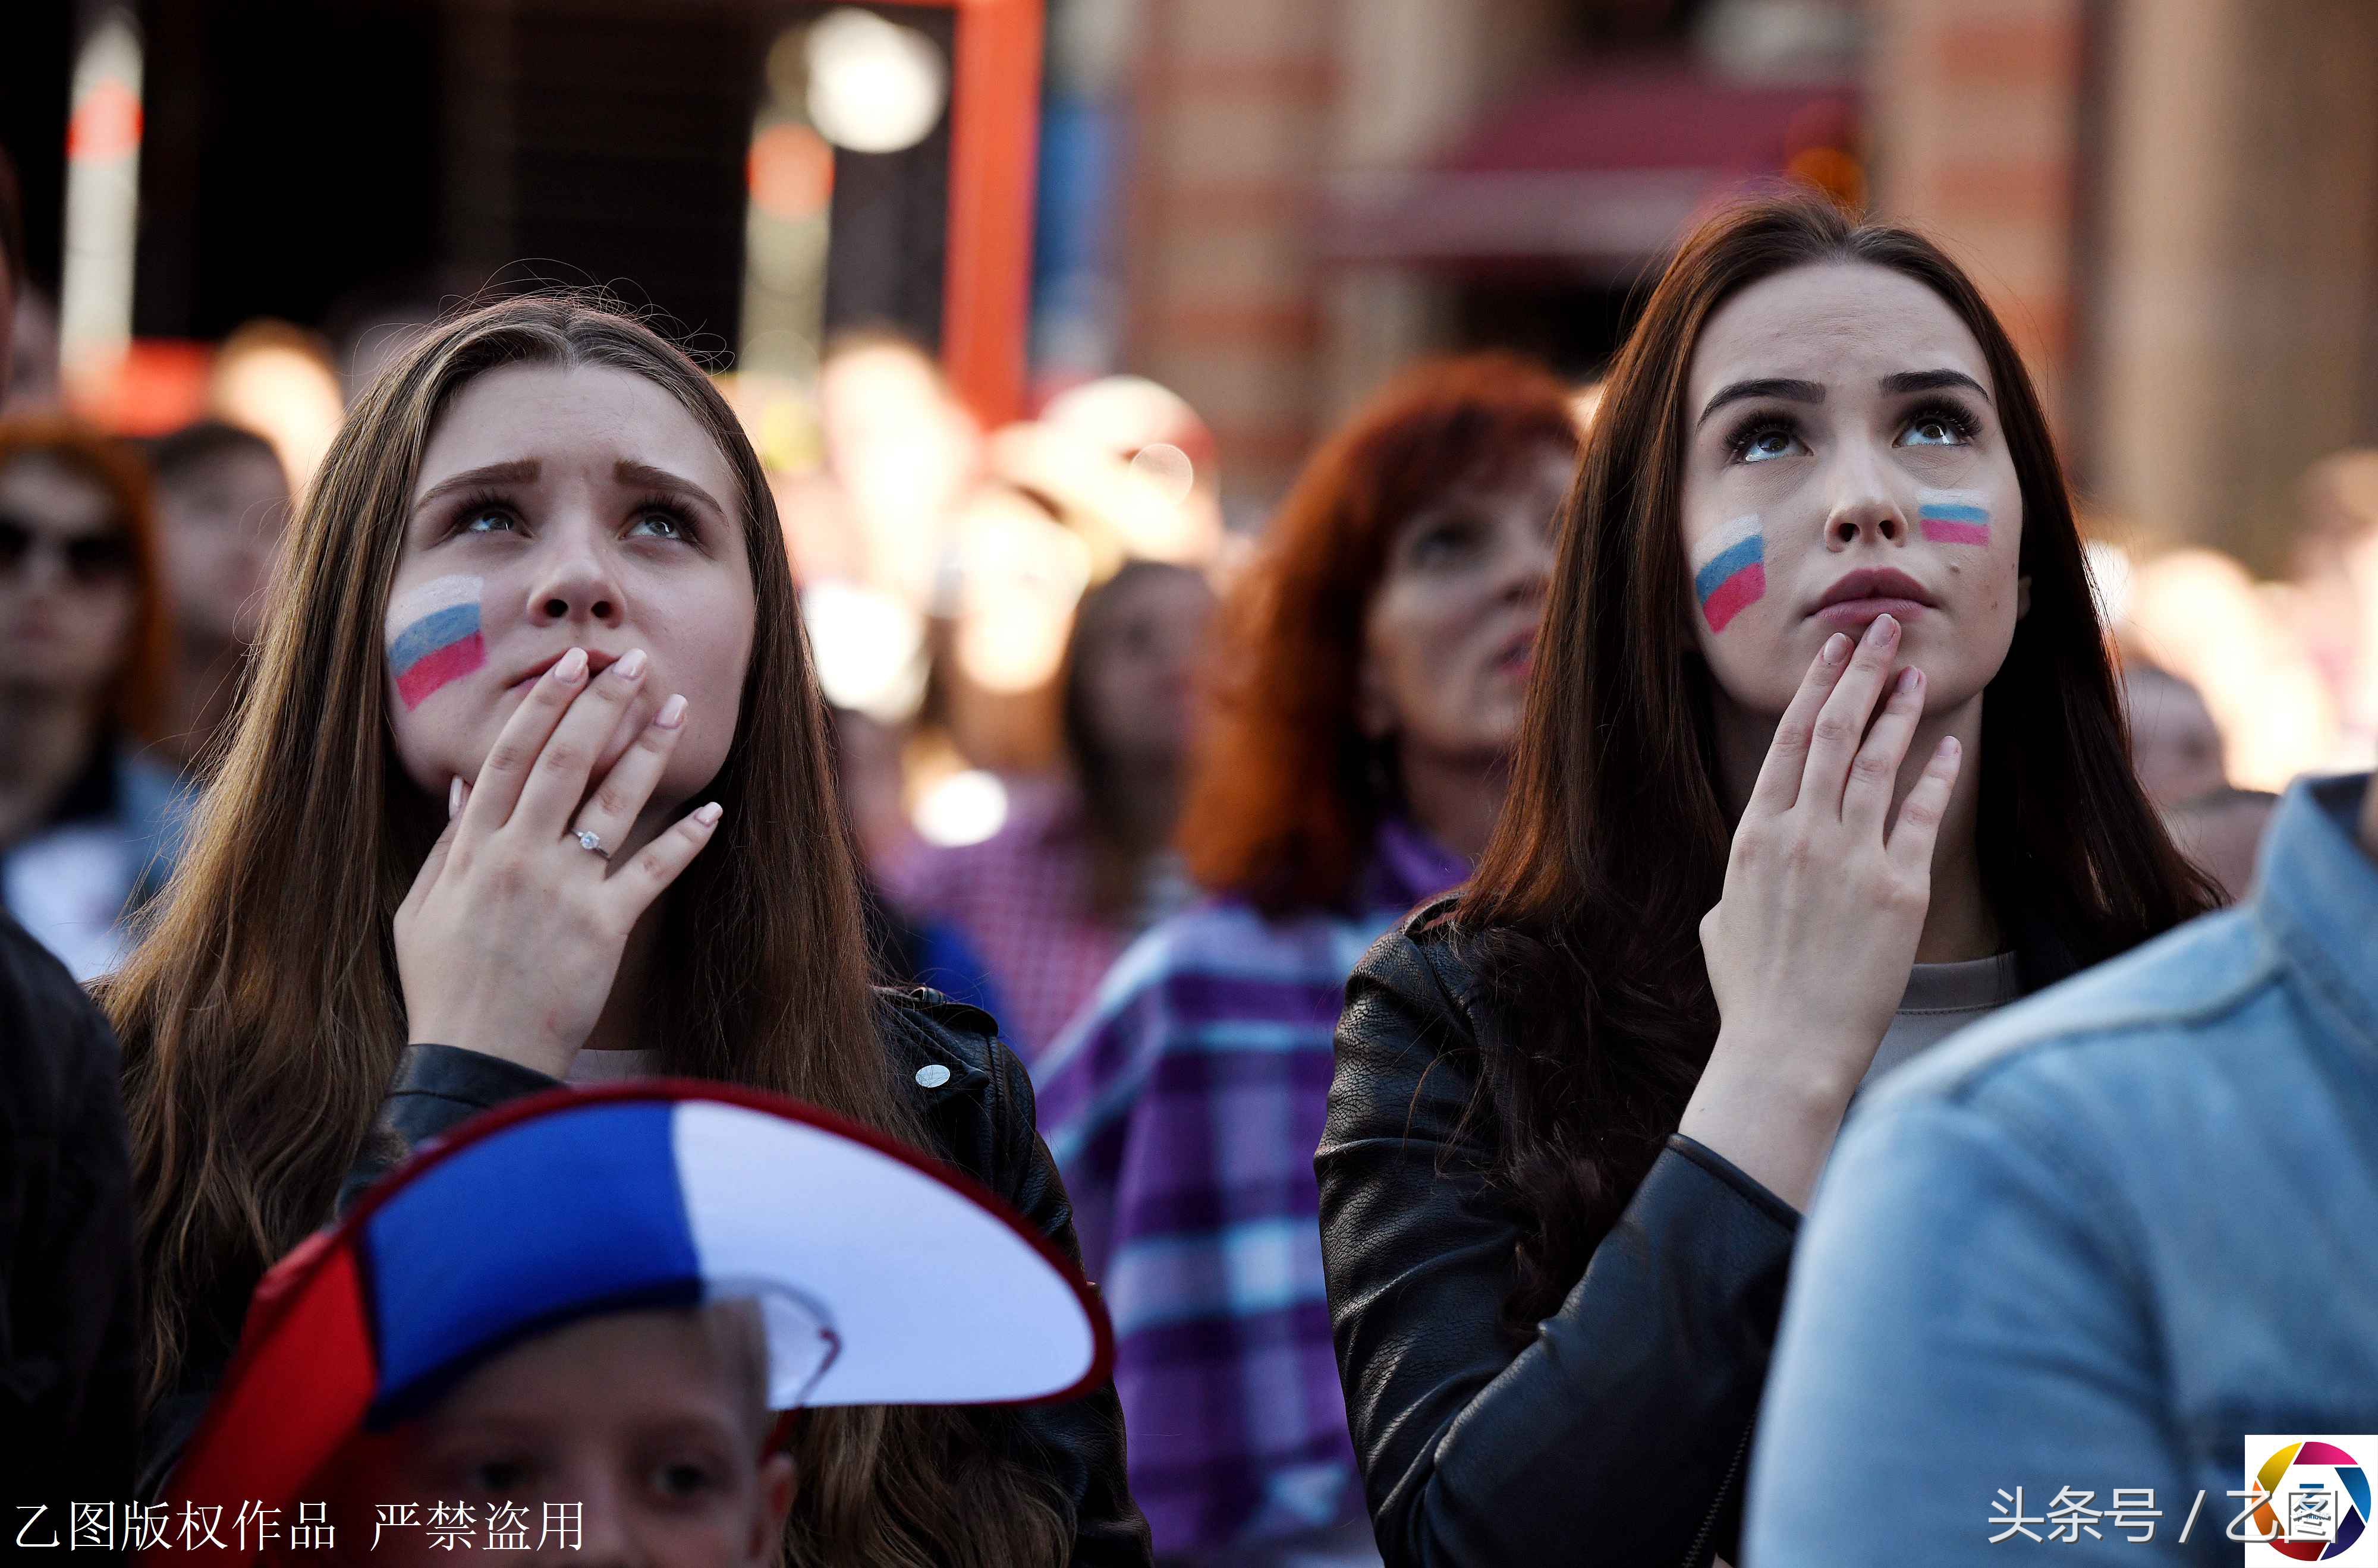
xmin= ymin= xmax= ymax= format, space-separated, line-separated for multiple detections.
xmin=1034 ymin=355 xmax=1580 ymax=1566
xmin=1317 ymin=195 xmax=2218 ymax=1566
xmin=0 ymin=415 xmax=183 ymax=977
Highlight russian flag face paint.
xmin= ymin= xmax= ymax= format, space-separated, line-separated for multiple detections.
xmin=1692 ymin=515 xmax=1766 ymax=634
xmin=1917 ymin=498 xmax=1992 ymax=547
xmin=387 ymin=575 xmax=486 ymax=709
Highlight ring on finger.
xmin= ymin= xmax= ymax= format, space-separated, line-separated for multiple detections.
xmin=572 ymin=827 xmax=611 ymax=861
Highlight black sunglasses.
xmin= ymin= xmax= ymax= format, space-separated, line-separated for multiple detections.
xmin=0 ymin=512 xmax=137 ymax=586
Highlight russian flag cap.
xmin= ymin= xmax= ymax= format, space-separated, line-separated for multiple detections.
xmin=158 ymin=1081 xmax=1113 ymax=1554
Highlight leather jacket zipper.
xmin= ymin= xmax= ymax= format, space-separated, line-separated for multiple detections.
xmin=1682 ymin=1426 xmax=1753 ymax=1568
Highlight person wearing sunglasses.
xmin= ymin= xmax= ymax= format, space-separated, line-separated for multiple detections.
xmin=0 ymin=415 xmax=184 ymax=978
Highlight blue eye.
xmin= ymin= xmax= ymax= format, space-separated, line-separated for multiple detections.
xmin=461 ymin=505 xmax=519 ymax=534
xmin=1730 ymin=421 xmax=1803 ymax=464
xmin=1898 ymin=402 xmax=1980 ymax=448
xmin=625 ymin=498 xmax=700 ymax=543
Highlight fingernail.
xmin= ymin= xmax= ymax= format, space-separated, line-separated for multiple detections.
xmin=448 ymin=777 xmax=463 ymax=819
xmin=655 ymin=693 xmax=687 ymax=729
xmin=552 ymin=647 xmax=588 ymax=684
xmin=1941 ymin=736 xmax=1961 ymax=759
xmin=1867 ymin=613 xmax=1899 ymax=646
xmin=1822 ymin=634 xmax=1849 ymax=665
xmin=694 ymin=801 xmax=724 ymax=826
xmin=616 ymin=648 xmax=649 ymax=681
xmin=1898 ymin=666 xmax=1923 ymax=694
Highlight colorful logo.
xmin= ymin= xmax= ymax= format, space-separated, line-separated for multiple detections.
xmin=2247 ymin=1437 xmax=2376 ymax=1562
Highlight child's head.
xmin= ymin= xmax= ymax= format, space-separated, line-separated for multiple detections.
xmin=319 ymin=1302 xmax=791 ymax=1567
xmin=160 ymin=1086 xmax=1112 ymax=1568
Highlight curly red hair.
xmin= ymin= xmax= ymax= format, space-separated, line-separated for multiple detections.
xmin=1179 ymin=353 xmax=1579 ymax=913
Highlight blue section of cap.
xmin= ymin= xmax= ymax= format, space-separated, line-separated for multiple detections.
xmin=360 ymin=1100 xmax=700 ymax=1419
xmin=387 ymin=603 xmax=480 ymax=673
xmin=1917 ymin=502 xmax=1987 ymax=522
xmin=1693 ymin=534 xmax=1763 ymax=604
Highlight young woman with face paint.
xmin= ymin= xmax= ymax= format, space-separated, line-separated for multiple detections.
xmin=107 ymin=296 xmax=1149 ymax=1567
xmin=1314 ymin=196 xmax=2218 ymax=1568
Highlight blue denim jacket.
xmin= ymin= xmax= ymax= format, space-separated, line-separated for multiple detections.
xmin=1745 ymin=773 xmax=2378 ymax=1566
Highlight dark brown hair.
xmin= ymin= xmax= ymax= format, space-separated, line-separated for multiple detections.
xmin=1177 ymin=354 xmax=1580 ymax=914
xmin=109 ymin=295 xmax=1069 ymax=1566
xmin=0 ymin=414 xmax=175 ymax=737
xmin=144 ymin=419 xmax=279 ymax=490
xmin=1458 ymin=194 xmax=2219 ymax=1328
xmin=0 ymin=143 xmax=23 ymax=295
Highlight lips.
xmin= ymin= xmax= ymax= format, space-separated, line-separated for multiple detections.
xmin=509 ymin=648 xmax=623 ymax=688
xmin=1813 ymin=568 xmax=1937 ymax=613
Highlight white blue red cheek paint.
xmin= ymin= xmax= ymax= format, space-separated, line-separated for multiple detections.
xmin=1917 ymin=493 xmax=1991 ymax=547
xmin=1692 ymin=515 xmax=1765 ymax=633
xmin=386 ymin=575 xmax=486 ymax=709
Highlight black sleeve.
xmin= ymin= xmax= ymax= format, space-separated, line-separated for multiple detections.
xmin=333 ymin=1044 xmax=562 ymax=1216
xmin=1316 ymin=929 xmax=1800 ymax=1568
xmin=977 ymin=1037 xmax=1155 ymax=1568
xmin=0 ymin=917 xmax=137 ymax=1516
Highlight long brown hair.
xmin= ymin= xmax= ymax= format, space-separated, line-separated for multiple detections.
xmin=109 ymin=294 xmax=1069 ymax=1566
xmin=1177 ymin=354 xmax=1580 ymax=914
xmin=0 ymin=414 xmax=175 ymax=738
xmin=1458 ymin=195 xmax=2219 ymax=1328
xmin=1058 ymin=558 xmax=1211 ymax=918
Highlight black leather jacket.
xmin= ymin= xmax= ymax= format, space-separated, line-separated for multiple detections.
xmin=146 ymin=989 xmax=1153 ymax=1566
xmin=1317 ymin=901 xmax=2078 ymax=1568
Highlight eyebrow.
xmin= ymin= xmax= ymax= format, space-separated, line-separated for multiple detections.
xmin=615 ymin=459 xmax=728 ymax=522
xmin=413 ymin=459 xmax=539 ymax=512
xmin=1880 ymin=368 xmax=1990 ymax=399
xmin=1696 ymin=377 xmax=1824 ymax=429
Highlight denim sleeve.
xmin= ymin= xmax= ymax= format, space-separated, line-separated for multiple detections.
xmin=1742 ymin=1092 xmax=2208 ymax=1566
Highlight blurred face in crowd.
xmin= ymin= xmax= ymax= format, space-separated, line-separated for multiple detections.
xmin=0 ymin=454 xmax=137 ymax=700
xmin=325 ymin=1308 xmax=795 ymax=1568
xmin=1075 ymin=565 xmax=1215 ymax=767
xmin=158 ymin=442 xmax=289 ymax=647
xmin=1357 ymin=442 xmax=1569 ymax=767
xmin=383 ymin=363 xmax=756 ymax=814
xmin=1679 ymin=261 xmax=2027 ymax=721
xmin=2124 ymin=666 xmax=2226 ymax=808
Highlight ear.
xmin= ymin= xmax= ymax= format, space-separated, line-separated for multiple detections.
xmin=2017 ymin=574 xmax=2033 ymax=621
xmin=750 ymin=1451 xmax=796 ymax=1562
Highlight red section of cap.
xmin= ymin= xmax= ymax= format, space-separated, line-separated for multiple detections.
xmin=150 ymin=1239 xmax=378 ymax=1564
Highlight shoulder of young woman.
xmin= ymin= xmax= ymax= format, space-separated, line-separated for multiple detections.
xmin=872 ymin=985 xmax=1040 ymax=1160
xmin=1347 ymin=893 xmax=1489 ymax=1028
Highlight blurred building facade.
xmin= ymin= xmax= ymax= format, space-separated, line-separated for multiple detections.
xmin=1094 ymin=0 xmax=2378 ymax=573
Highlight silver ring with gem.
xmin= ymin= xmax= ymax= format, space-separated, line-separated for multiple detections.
xmin=574 ymin=829 xmax=610 ymax=860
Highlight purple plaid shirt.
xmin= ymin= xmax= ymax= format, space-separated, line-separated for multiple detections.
xmin=1034 ymin=821 xmax=1467 ymax=1555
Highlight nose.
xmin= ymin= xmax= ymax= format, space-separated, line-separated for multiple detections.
xmin=1499 ymin=514 xmax=1556 ymax=606
xmin=524 ymin=527 xmax=628 ymax=631
xmin=1820 ymin=446 xmax=1910 ymax=552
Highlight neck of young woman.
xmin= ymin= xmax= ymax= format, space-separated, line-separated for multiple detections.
xmin=0 ymin=685 xmax=104 ymax=849
xmin=1090 ymin=753 xmax=1185 ymax=857
xmin=1398 ymin=742 xmax=1508 ymax=864
xmin=583 ymin=904 xmax=662 ymax=1057
xmin=1715 ymin=688 xmax=2000 ymax=966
